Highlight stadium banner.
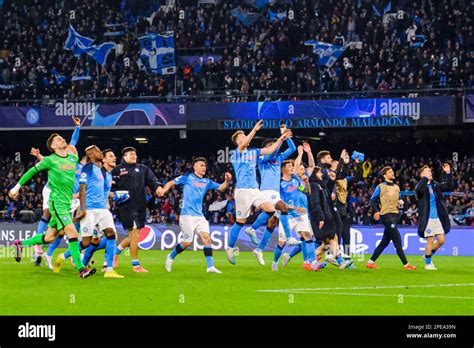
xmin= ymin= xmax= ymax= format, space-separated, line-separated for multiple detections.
xmin=186 ymin=96 xmax=455 ymax=129
xmin=0 ymin=102 xmax=186 ymax=129
xmin=1 ymin=223 xmax=472 ymax=256
xmin=463 ymin=94 xmax=474 ymax=123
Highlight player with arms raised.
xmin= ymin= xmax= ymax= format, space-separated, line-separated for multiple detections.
xmin=9 ymin=133 xmax=96 ymax=278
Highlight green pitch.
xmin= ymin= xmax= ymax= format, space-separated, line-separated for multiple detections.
xmin=1 ymin=247 xmax=473 ymax=315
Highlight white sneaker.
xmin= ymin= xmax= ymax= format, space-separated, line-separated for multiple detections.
xmin=341 ymin=252 xmax=350 ymax=259
xmin=325 ymin=254 xmax=339 ymax=267
xmin=282 ymin=252 xmax=291 ymax=267
xmin=165 ymin=254 xmax=174 ymax=272
xmin=43 ymin=253 xmax=53 ymax=270
xmin=271 ymin=262 xmax=278 ymax=271
xmin=245 ymin=227 xmax=259 ymax=245
xmin=424 ymin=263 xmax=437 ymax=270
xmin=252 ymin=248 xmax=265 ymax=266
xmin=206 ymin=266 xmax=222 ymax=273
xmin=286 ymin=237 xmax=301 ymax=246
xmin=226 ymin=247 xmax=239 ymax=265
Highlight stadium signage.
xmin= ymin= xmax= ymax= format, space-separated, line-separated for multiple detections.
xmin=219 ymin=116 xmax=412 ymax=129
xmin=55 ymin=100 xmax=96 ymax=117
xmin=1 ymin=223 xmax=472 ymax=256
xmin=18 ymin=322 xmax=55 ymax=342
xmin=379 ymin=100 xmax=420 ymax=119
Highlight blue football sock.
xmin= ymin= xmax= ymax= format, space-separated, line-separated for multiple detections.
xmin=273 ymin=244 xmax=284 ymax=263
xmin=170 ymin=242 xmax=185 ymax=260
xmin=300 ymin=238 xmax=308 ymax=261
xmin=251 ymin=212 xmax=272 ymax=231
xmin=132 ymin=259 xmax=140 ymax=266
xmin=228 ymin=222 xmax=244 ymax=248
xmin=425 ymin=254 xmax=432 ymax=265
xmin=37 ymin=217 xmax=49 ymax=235
xmin=289 ymin=245 xmax=301 ymax=258
xmin=46 ymin=235 xmax=63 ymax=257
xmin=305 ymin=240 xmax=316 ymax=262
xmin=105 ymin=237 xmax=116 ymax=268
xmin=203 ymin=246 xmax=213 ymax=268
xmin=82 ymin=243 xmax=97 ymax=267
xmin=257 ymin=227 xmax=274 ymax=251
xmin=279 ymin=213 xmax=291 ymax=239
xmin=115 ymin=245 xmax=123 ymax=255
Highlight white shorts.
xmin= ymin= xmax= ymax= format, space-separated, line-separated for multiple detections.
xmin=278 ymin=214 xmax=312 ymax=241
xmin=261 ymin=190 xmax=281 ymax=206
xmin=235 ymin=188 xmax=271 ymax=219
xmin=80 ymin=209 xmax=115 ymax=237
xmin=42 ymin=185 xmax=51 ymax=210
xmin=179 ymin=215 xmax=210 ymax=242
xmin=424 ymin=218 xmax=445 ymax=237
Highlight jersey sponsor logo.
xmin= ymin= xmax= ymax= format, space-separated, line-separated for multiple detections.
xmin=192 ymin=182 xmax=206 ymax=188
xmin=60 ymin=164 xmax=75 ymax=171
xmin=286 ymin=185 xmax=299 ymax=192
xmin=138 ymin=225 xmax=156 ymax=250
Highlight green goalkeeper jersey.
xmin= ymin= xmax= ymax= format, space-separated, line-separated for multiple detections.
xmin=19 ymin=153 xmax=78 ymax=206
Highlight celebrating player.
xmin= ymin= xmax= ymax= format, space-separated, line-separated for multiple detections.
xmin=247 ymin=126 xmax=298 ymax=266
xmin=29 ymin=116 xmax=81 ymax=267
xmin=415 ymin=163 xmax=454 ymax=270
xmin=160 ymin=157 xmax=232 ymax=273
xmin=8 ymin=133 xmax=96 ymax=278
xmin=53 ymin=146 xmax=125 ymax=278
xmin=226 ymin=120 xmax=292 ymax=265
xmin=112 ymin=147 xmax=162 ymax=272
xmin=366 ymin=166 xmax=417 ymax=270
xmin=272 ymin=160 xmax=326 ymax=272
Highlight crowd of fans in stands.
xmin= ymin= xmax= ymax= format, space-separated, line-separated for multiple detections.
xmin=0 ymin=152 xmax=472 ymax=227
xmin=0 ymin=0 xmax=473 ymax=101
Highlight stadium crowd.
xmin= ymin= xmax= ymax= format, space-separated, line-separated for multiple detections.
xmin=0 ymin=0 xmax=473 ymax=101
xmin=0 ymin=153 xmax=472 ymax=226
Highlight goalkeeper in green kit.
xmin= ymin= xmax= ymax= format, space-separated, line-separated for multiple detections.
xmin=8 ymin=132 xmax=96 ymax=279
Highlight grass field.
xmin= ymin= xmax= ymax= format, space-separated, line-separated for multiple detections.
xmin=1 ymin=247 xmax=473 ymax=316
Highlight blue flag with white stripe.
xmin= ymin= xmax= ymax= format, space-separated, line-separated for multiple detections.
xmin=137 ymin=32 xmax=176 ymax=75
xmin=304 ymin=40 xmax=346 ymax=67
xmin=64 ymin=25 xmax=116 ymax=65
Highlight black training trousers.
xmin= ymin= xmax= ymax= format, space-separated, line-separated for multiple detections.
xmin=370 ymin=213 xmax=408 ymax=265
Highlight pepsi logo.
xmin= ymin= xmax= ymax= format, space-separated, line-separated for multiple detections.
xmin=138 ymin=225 xmax=156 ymax=250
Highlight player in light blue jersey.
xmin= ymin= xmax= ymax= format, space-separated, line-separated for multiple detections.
xmin=159 ymin=157 xmax=232 ymax=273
xmin=30 ymin=116 xmax=81 ymax=267
xmin=53 ymin=145 xmax=124 ymax=278
xmin=226 ymin=120 xmax=292 ymax=265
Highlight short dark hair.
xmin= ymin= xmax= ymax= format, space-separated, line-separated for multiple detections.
xmin=417 ymin=165 xmax=429 ymax=177
xmin=317 ymin=150 xmax=330 ymax=162
xmin=281 ymin=159 xmax=292 ymax=168
xmin=102 ymin=148 xmax=114 ymax=157
xmin=46 ymin=133 xmax=60 ymax=152
xmin=381 ymin=166 xmax=392 ymax=178
xmin=261 ymin=138 xmax=275 ymax=148
xmin=122 ymin=147 xmax=137 ymax=156
xmin=231 ymin=130 xmax=245 ymax=146
xmin=314 ymin=166 xmax=322 ymax=174
xmin=192 ymin=157 xmax=207 ymax=166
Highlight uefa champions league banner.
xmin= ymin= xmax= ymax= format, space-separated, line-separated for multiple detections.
xmin=187 ymin=96 xmax=455 ymax=129
xmin=1 ymin=223 xmax=473 ymax=256
xmin=0 ymin=102 xmax=185 ymax=128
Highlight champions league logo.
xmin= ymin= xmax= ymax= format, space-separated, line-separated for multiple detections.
xmin=138 ymin=225 xmax=157 ymax=250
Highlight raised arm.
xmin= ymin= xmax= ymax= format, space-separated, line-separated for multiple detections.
xmin=239 ymin=120 xmax=263 ymax=151
xmin=294 ymin=145 xmax=304 ymax=171
xmin=260 ymin=130 xmax=290 ymax=156
xmin=69 ymin=116 xmax=81 ymax=146
xmin=280 ymin=137 xmax=296 ymax=160
xmin=303 ymin=142 xmax=315 ymax=177
xmin=218 ymin=172 xmax=232 ymax=192
xmin=8 ymin=157 xmax=51 ymax=199
xmin=438 ymin=163 xmax=454 ymax=192
xmin=414 ymin=176 xmax=429 ymax=196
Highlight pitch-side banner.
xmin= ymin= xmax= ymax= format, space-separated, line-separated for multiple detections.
xmin=0 ymin=102 xmax=185 ymax=129
xmin=464 ymin=94 xmax=474 ymax=123
xmin=187 ymin=96 xmax=455 ymax=129
xmin=1 ymin=223 xmax=472 ymax=256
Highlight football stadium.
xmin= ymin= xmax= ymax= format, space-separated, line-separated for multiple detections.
xmin=0 ymin=0 xmax=472 ymax=345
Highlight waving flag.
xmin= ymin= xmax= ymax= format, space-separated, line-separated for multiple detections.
xmin=50 ymin=69 xmax=67 ymax=85
xmin=64 ymin=25 xmax=116 ymax=65
xmin=304 ymin=40 xmax=347 ymax=67
xmin=268 ymin=10 xmax=287 ymax=22
xmin=137 ymin=32 xmax=176 ymax=75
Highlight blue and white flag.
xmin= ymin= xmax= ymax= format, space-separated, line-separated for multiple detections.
xmin=411 ymin=34 xmax=427 ymax=48
xmin=230 ymin=8 xmax=261 ymax=27
xmin=137 ymin=32 xmax=176 ymax=75
xmin=304 ymin=41 xmax=347 ymax=67
xmin=64 ymin=25 xmax=116 ymax=65
xmin=50 ymin=69 xmax=67 ymax=85
xmin=268 ymin=10 xmax=287 ymax=21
